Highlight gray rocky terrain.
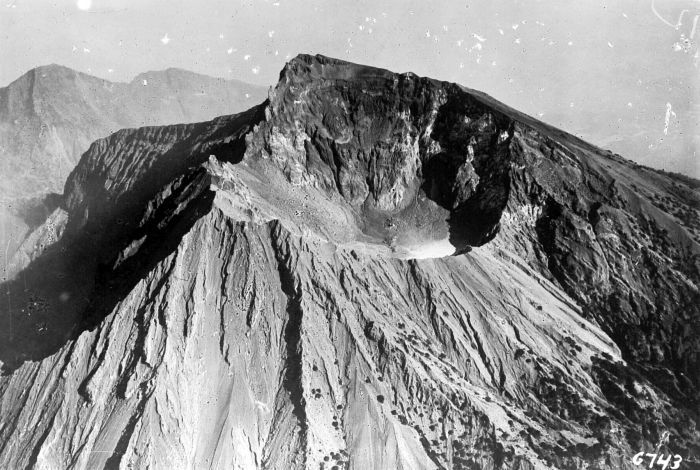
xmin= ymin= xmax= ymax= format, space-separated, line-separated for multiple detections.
xmin=0 ymin=65 xmax=267 ymax=283
xmin=0 ymin=54 xmax=698 ymax=469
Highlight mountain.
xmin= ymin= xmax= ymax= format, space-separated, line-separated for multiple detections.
xmin=0 ymin=54 xmax=698 ymax=469
xmin=0 ymin=64 xmax=266 ymax=199
xmin=0 ymin=64 xmax=267 ymax=282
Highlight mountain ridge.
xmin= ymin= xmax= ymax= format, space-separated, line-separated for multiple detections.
xmin=0 ymin=53 xmax=698 ymax=469
xmin=0 ymin=62 xmax=268 ymax=286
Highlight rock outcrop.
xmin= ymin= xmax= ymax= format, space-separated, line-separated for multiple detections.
xmin=0 ymin=54 xmax=698 ymax=469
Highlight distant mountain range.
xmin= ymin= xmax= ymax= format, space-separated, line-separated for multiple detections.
xmin=0 ymin=64 xmax=267 ymax=281
xmin=0 ymin=64 xmax=267 ymax=199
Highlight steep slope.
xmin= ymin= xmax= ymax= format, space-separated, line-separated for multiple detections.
xmin=0 ymin=54 xmax=698 ymax=469
xmin=0 ymin=64 xmax=267 ymax=283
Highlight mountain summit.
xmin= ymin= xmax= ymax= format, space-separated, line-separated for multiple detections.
xmin=0 ymin=54 xmax=698 ymax=469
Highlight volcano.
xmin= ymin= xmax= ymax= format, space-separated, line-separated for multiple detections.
xmin=0 ymin=54 xmax=698 ymax=469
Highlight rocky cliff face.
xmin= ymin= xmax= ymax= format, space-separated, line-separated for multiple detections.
xmin=0 ymin=55 xmax=698 ymax=469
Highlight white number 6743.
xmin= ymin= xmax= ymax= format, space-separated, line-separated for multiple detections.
xmin=632 ymin=452 xmax=683 ymax=470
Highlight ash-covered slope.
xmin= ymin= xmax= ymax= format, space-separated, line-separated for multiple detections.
xmin=0 ymin=54 xmax=698 ymax=469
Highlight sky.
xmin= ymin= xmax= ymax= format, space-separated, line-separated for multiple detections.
xmin=1 ymin=0 xmax=698 ymax=176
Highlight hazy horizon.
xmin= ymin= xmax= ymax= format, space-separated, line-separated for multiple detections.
xmin=2 ymin=0 xmax=698 ymax=177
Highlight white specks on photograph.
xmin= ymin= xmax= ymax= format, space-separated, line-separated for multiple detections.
xmin=76 ymin=0 xmax=91 ymax=11
xmin=142 ymin=79 xmax=148 ymax=86
xmin=663 ymin=102 xmax=676 ymax=135
xmin=227 ymin=48 xmax=234 ymax=54
xmin=473 ymin=33 xmax=486 ymax=42
xmin=607 ymin=41 xmax=614 ymax=48
xmin=244 ymin=54 xmax=251 ymax=61
xmin=268 ymin=31 xmax=275 ymax=38
xmin=252 ymin=66 xmax=260 ymax=74
xmin=161 ymin=34 xmax=171 ymax=45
